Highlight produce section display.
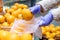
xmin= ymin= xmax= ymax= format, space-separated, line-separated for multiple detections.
xmin=0 ymin=3 xmax=34 ymax=40
xmin=0 ymin=3 xmax=33 ymax=28
xmin=41 ymin=24 xmax=60 ymax=40
xmin=0 ymin=1 xmax=60 ymax=40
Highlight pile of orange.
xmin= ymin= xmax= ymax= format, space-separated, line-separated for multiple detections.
xmin=41 ymin=24 xmax=60 ymax=40
xmin=0 ymin=30 xmax=32 ymax=40
xmin=0 ymin=3 xmax=33 ymax=28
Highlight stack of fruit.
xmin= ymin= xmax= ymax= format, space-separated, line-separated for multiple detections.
xmin=0 ymin=3 xmax=34 ymax=40
xmin=0 ymin=30 xmax=32 ymax=40
xmin=0 ymin=3 xmax=33 ymax=28
xmin=41 ymin=24 xmax=60 ymax=40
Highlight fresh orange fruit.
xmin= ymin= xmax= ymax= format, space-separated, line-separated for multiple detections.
xmin=14 ymin=3 xmax=19 ymax=7
xmin=56 ymin=31 xmax=60 ymax=35
xmin=23 ymin=5 xmax=28 ymax=8
xmin=12 ymin=11 xmax=19 ymax=18
xmin=14 ymin=24 xmax=27 ymax=33
xmin=46 ymin=32 xmax=51 ymax=38
xmin=41 ymin=27 xmax=46 ymax=35
xmin=0 ymin=15 xmax=5 ymax=23
xmin=45 ymin=26 xmax=50 ymax=32
xmin=10 ymin=9 xmax=15 ymax=13
xmin=6 ymin=15 xmax=15 ymax=24
xmin=48 ymin=38 xmax=55 ymax=40
xmin=49 ymin=24 xmax=55 ymax=28
xmin=7 ymin=33 xmax=20 ymax=40
xmin=15 ymin=28 xmax=24 ymax=33
xmin=22 ymin=9 xmax=33 ymax=20
xmin=5 ymin=8 xmax=9 ymax=12
xmin=7 ymin=9 xmax=11 ymax=13
xmin=11 ymin=6 xmax=18 ymax=10
xmin=2 ymin=22 xmax=9 ymax=27
xmin=50 ymin=33 xmax=56 ymax=38
xmin=56 ymin=26 xmax=60 ymax=31
xmin=17 ymin=8 xmax=22 ymax=14
xmin=0 ymin=30 xmax=11 ymax=40
xmin=18 ymin=14 xmax=23 ymax=19
xmin=4 ymin=13 xmax=10 ymax=18
xmin=20 ymin=34 xmax=32 ymax=40
xmin=7 ymin=9 xmax=15 ymax=13
xmin=51 ymin=28 xmax=56 ymax=33
xmin=10 ymin=22 xmax=14 ymax=27
xmin=18 ymin=4 xmax=24 ymax=8
xmin=42 ymin=29 xmax=46 ymax=35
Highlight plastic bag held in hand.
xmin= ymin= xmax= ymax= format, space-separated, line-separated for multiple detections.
xmin=29 ymin=5 xmax=41 ymax=14
xmin=10 ymin=10 xmax=53 ymax=35
xmin=10 ymin=19 xmax=38 ymax=34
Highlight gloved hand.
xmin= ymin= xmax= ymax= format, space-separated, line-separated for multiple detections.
xmin=29 ymin=5 xmax=41 ymax=14
xmin=36 ymin=11 xmax=53 ymax=26
xmin=37 ymin=7 xmax=60 ymax=26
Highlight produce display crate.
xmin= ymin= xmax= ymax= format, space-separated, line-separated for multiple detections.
xmin=1 ymin=0 xmax=36 ymax=40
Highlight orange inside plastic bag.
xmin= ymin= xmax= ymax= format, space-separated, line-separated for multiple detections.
xmin=10 ymin=16 xmax=41 ymax=35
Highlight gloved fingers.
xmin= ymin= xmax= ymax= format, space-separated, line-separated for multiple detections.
xmin=29 ymin=5 xmax=41 ymax=14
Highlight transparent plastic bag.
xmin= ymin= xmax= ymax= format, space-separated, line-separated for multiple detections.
xmin=10 ymin=17 xmax=41 ymax=35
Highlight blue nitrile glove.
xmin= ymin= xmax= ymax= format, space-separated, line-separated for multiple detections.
xmin=29 ymin=5 xmax=41 ymax=14
xmin=37 ymin=11 xmax=53 ymax=26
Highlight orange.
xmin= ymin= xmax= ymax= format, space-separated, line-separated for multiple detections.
xmin=2 ymin=22 xmax=9 ymax=27
xmin=18 ymin=4 xmax=24 ymax=8
xmin=15 ymin=28 xmax=24 ymax=33
xmin=17 ymin=8 xmax=22 ymax=14
xmin=56 ymin=31 xmax=60 ymax=35
xmin=7 ymin=33 xmax=20 ymax=40
xmin=7 ymin=9 xmax=15 ymax=13
xmin=20 ymin=34 xmax=32 ymax=40
xmin=48 ymin=38 xmax=55 ymax=40
xmin=56 ymin=26 xmax=60 ymax=31
xmin=49 ymin=24 xmax=55 ymax=28
xmin=0 ymin=30 xmax=11 ymax=40
xmin=12 ymin=11 xmax=19 ymax=18
xmin=0 ymin=15 xmax=5 ymax=23
xmin=42 ymin=29 xmax=46 ymax=35
xmin=22 ymin=9 xmax=33 ymax=20
xmin=23 ymin=5 xmax=28 ymax=8
xmin=18 ymin=14 xmax=23 ymax=19
xmin=6 ymin=15 xmax=15 ymax=24
xmin=10 ymin=22 xmax=14 ymax=27
xmin=14 ymin=24 xmax=27 ymax=33
xmin=6 ymin=9 xmax=11 ymax=13
xmin=11 ymin=6 xmax=18 ymax=10
xmin=14 ymin=3 xmax=19 ymax=6
xmin=50 ymin=33 xmax=56 ymax=38
xmin=5 ymin=8 xmax=9 ymax=12
xmin=46 ymin=32 xmax=51 ymax=38
xmin=45 ymin=26 xmax=50 ymax=32
xmin=4 ymin=13 xmax=10 ymax=18
xmin=41 ymin=27 xmax=46 ymax=35
xmin=51 ymin=28 xmax=56 ymax=33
